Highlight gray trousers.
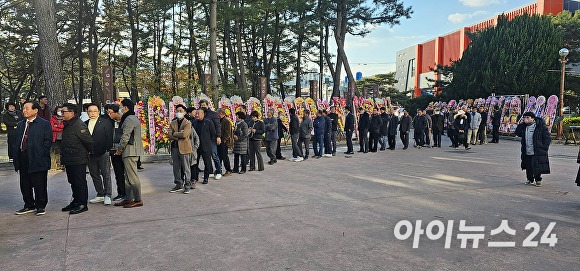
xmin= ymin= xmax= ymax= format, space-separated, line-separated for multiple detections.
xmin=122 ymin=156 xmax=142 ymax=202
xmin=265 ymin=140 xmax=277 ymax=162
xmin=171 ymin=147 xmax=192 ymax=186
xmin=248 ymin=140 xmax=264 ymax=170
xmin=291 ymin=134 xmax=302 ymax=158
xmin=88 ymin=153 xmax=112 ymax=197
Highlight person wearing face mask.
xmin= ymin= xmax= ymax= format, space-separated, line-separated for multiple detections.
xmin=168 ymin=104 xmax=196 ymax=193
xmin=2 ymin=102 xmax=24 ymax=162
xmin=50 ymin=106 xmax=65 ymax=169
xmin=515 ymin=112 xmax=551 ymax=187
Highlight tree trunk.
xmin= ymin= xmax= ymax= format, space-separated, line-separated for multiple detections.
xmin=88 ymin=0 xmax=102 ymax=105
xmin=127 ymin=0 xmax=139 ymax=101
xmin=209 ymin=0 xmax=219 ymax=101
xmin=234 ymin=4 xmax=247 ymax=93
xmin=295 ymin=11 xmax=306 ymax=97
xmin=33 ymin=0 xmax=66 ymax=105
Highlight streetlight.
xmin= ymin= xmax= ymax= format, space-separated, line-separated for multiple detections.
xmin=557 ymin=48 xmax=569 ymax=140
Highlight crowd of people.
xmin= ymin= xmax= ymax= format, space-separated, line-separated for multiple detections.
xmin=2 ymin=96 xmax=555 ymax=217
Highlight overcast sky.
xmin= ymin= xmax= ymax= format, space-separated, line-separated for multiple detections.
xmin=330 ymin=0 xmax=533 ymax=78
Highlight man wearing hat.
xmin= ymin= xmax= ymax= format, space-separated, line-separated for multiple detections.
xmin=515 ymin=112 xmax=551 ymax=187
xmin=453 ymin=109 xmax=470 ymax=150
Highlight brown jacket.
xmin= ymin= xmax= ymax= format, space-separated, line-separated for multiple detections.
xmin=220 ymin=117 xmax=234 ymax=148
xmin=168 ymin=118 xmax=193 ymax=154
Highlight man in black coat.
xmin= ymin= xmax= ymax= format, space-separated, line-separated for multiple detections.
xmin=106 ymin=104 xmax=126 ymax=201
xmin=478 ymin=107 xmax=488 ymax=144
xmin=491 ymin=106 xmax=501 ymax=143
xmin=387 ymin=109 xmax=398 ymax=150
xmin=61 ymin=103 xmax=94 ymax=214
xmin=515 ymin=112 xmax=551 ymax=187
xmin=85 ymin=103 xmax=114 ymax=205
xmin=199 ymin=100 xmax=222 ymax=179
xmin=344 ymin=106 xmax=355 ymax=154
xmin=431 ymin=110 xmax=444 ymax=148
xmin=12 ymin=101 xmax=52 ymax=216
xmin=275 ymin=116 xmax=287 ymax=160
xmin=193 ymin=108 xmax=216 ymax=184
xmin=322 ymin=110 xmax=333 ymax=156
xmin=369 ymin=108 xmax=382 ymax=152
xmin=453 ymin=110 xmax=470 ymax=150
xmin=413 ymin=109 xmax=427 ymax=148
xmin=379 ymin=107 xmax=390 ymax=150
xmin=327 ymin=106 xmax=340 ymax=155
xmin=399 ymin=109 xmax=412 ymax=150
xmin=357 ymin=107 xmax=370 ymax=153
xmin=288 ymin=108 xmax=301 ymax=160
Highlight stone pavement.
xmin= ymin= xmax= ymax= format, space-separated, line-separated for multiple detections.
xmin=0 ymin=136 xmax=579 ymax=271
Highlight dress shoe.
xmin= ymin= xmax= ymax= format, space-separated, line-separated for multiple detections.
xmin=238 ymin=170 xmax=246 ymax=174
xmin=69 ymin=205 xmax=88 ymax=214
xmin=123 ymin=201 xmax=143 ymax=208
xmin=202 ymin=179 xmax=209 ymax=184
xmin=62 ymin=203 xmax=76 ymax=212
xmin=114 ymin=200 xmax=132 ymax=206
xmin=249 ymin=169 xmax=255 ymax=171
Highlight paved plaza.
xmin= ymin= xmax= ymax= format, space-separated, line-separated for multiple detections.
xmin=0 ymin=135 xmax=579 ymax=270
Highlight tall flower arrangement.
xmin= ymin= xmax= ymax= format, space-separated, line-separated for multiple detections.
xmin=135 ymin=100 xmax=150 ymax=152
xmin=148 ymin=96 xmax=170 ymax=152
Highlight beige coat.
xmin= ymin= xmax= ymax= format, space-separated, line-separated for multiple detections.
xmin=118 ymin=114 xmax=144 ymax=158
xmin=167 ymin=118 xmax=193 ymax=154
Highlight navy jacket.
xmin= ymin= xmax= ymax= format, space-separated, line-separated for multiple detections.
xmin=313 ymin=116 xmax=326 ymax=136
xmin=194 ymin=118 xmax=216 ymax=153
xmin=358 ymin=112 xmax=370 ymax=131
xmin=12 ymin=117 xmax=53 ymax=173
xmin=344 ymin=112 xmax=355 ymax=132
xmin=289 ymin=114 xmax=300 ymax=135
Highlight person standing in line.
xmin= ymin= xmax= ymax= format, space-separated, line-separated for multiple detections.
xmin=60 ymin=103 xmax=94 ymax=214
xmin=275 ymin=116 xmax=287 ymax=160
xmin=49 ymin=106 xmax=65 ymax=169
xmin=369 ymin=108 xmax=382 ymax=152
xmin=387 ymin=109 xmax=398 ymax=150
xmin=248 ymin=111 xmax=265 ymax=171
xmin=357 ymin=107 xmax=370 ymax=153
xmin=199 ymin=100 xmax=222 ymax=180
xmin=379 ymin=107 xmax=390 ymax=151
xmin=12 ymin=101 xmax=52 ymax=216
xmin=106 ymin=104 xmax=126 ymax=201
xmin=491 ymin=106 xmax=501 ymax=143
xmin=192 ymin=108 xmax=216 ymax=184
xmin=467 ymin=107 xmax=481 ymax=145
xmin=85 ymin=103 xmax=114 ymax=206
xmin=37 ymin=95 xmax=51 ymax=121
xmin=264 ymin=109 xmax=279 ymax=165
xmin=327 ymin=106 xmax=339 ymax=156
xmin=168 ymin=104 xmax=194 ymax=193
xmin=515 ymin=112 xmax=551 ymax=187
xmin=399 ymin=109 xmax=412 ymax=150
xmin=431 ymin=109 xmax=444 ymax=148
xmin=298 ymin=110 xmax=313 ymax=160
xmin=313 ymin=110 xmax=326 ymax=159
xmin=217 ymin=108 xmax=234 ymax=175
xmin=343 ymin=106 xmax=355 ymax=154
xmin=288 ymin=108 xmax=302 ymax=161
xmin=232 ymin=111 xmax=249 ymax=174
xmin=322 ymin=110 xmax=333 ymax=157
xmin=453 ymin=109 xmax=471 ymax=150
xmin=423 ymin=110 xmax=433 ymax=148
xmin=413 ymin=109 xmax=427 ymax=149
xmin=478 ymin=107 xmax=488 ymax=145
xmin=446 ymin=107 xmax=458 ymax=148
xmin=3 ymin=102 xmax=24 ymax=163
xmin=113 ymin=99 xmax=144 ymax=208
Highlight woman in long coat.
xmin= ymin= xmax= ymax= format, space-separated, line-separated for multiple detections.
xmin=232 ymin=111 xmax=249 ymax=174
xmin=515 ymin=112 xmax=551 ymax=187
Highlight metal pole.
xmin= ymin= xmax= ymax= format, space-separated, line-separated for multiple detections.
xmin=557 ymin=57 xmax=567 ymax=140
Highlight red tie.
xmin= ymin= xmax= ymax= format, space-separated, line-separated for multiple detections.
xmin=20 ymin=121 xmax=30 ymax=151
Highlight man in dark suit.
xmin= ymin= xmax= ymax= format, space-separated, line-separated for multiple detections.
xmin=387 ymin=109 xmax=399 ymax=150
xmin=13 ymin=101 xmax=52 ymax=216
xmin=85 ymin=103 xmax=113 ymax=205
xmin=199 ymin=100 xmax=222 ymax=179
xmin=357 ymin=107 xmax=370 ymax=153
xmin=399 ymin=109 xmax=412 ymax=150
xmin=343 ymin=106 xmax=355 ymax=154
xmin=193 ymin=108 xmax=216 ymax=184
xmin=3 ymin=102 xmax=24 ymax=162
